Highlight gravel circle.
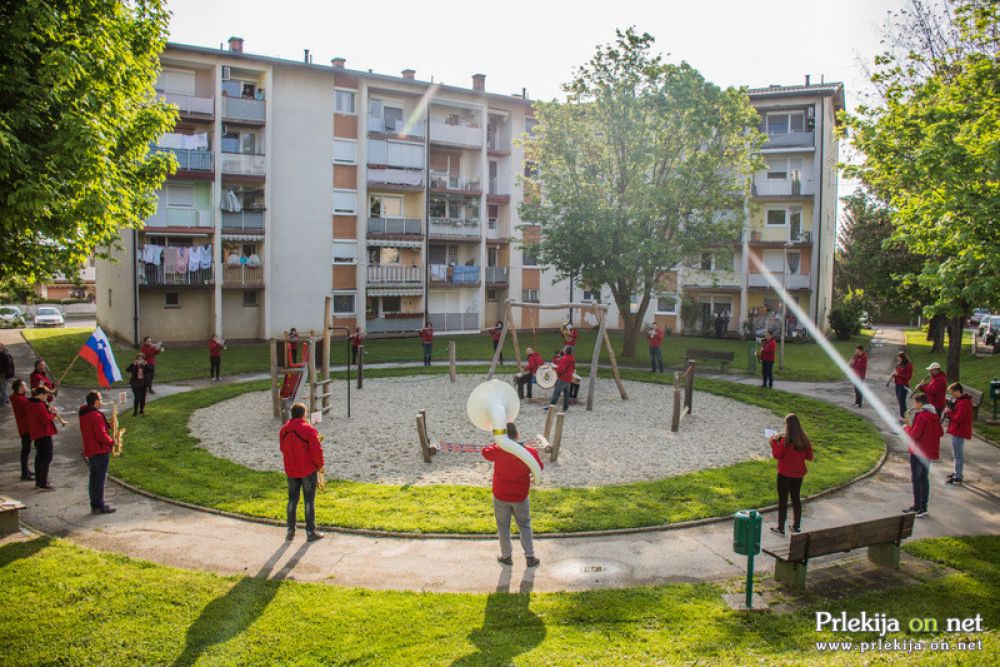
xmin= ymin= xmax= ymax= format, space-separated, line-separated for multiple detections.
xmin=189 ymin=375 xmax=778 ymax=488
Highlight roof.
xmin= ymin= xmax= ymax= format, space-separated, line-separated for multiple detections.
xmin=747 ymin=82 xmax=846 ymax=111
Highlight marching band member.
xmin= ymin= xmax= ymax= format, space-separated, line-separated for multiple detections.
xmin=489 ymin=321 xmax=504 ymax=365
xmin=481 ymin=422 xmax=543 ymax=567
xmin=279 ymin=402 xmax=325 ymax=542
xmin=889 ymin=352 xmax=914 ymax=420
xmin=561 ymin=322 xmax=578 ymax=353
xmin=79 ymin=391 xmax=116 ymax=514
xmin=916 ymin=362 xmax=948 ymax=418
xmin=349 ymin=327 xmax=365 ymax=366
xmin=208 ymin=334 xmax=225 ymax=382
xmin=418 ymin=321 xmax=435 ymax=367
xmin=140 ymin=337 xmax=163 ymax=394
xmin=758 ymin=331 xmax=777 ymax=389
xmin=515 ymin=347 xmax=544 ymax=399
xmin=26 ymin=386 xmax=58 ymax=490
xmin=648 ymin=322 xmax=665 ymax=373
xmin=903 ymin=392 xmax=942 ymax=518
xmin=125 ymin=354 xmax=149 ymax=416
xmin=849 ymin=344 xmax=868 ymax=407
xmin=547 ymin=345 xmax=576 ymax=412
xmin=10 ymin=379 xmax=34 ymax=480
xmin=29 ymin=359 xmax=56 ymax=403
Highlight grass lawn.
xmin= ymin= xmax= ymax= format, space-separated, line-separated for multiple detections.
xmin=110 ymin=368 xmax=884 ymax=534
xmin=904 ymin=328 xmax=1000 ymax=443
xmin=0 ymin=535 xmax=997 ymax=665
xmin=22 ymin=327 xmax=870 ymax=387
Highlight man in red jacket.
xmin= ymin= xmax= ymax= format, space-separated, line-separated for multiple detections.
xmin=547 ymin=346 xmax=576 ymax=412
xmin=10 ymin=379 xmax=34 ymax=480
xmin=481 ymin=422 xmax=543 ymax=567
xmin=759 ymin=331 xmax=777 ymax=388
xmin=140 ymin=337 xmax=163 ymax=393
xmin=418 ymin=322 xmax=434 ymax=367
xmin=916 ymin=362 xmax=947 ymax=417
xmin=648 ymin=322 xmax=665 ymax=373
xmin=79 ymin=391 xmax=116 ymax=514
xmin=279 ymin=402 xmax=325 ymax=542
xmin=849 ymin=344 xmax=868 ymax=407
xmin=26 ymin=386 xmax=58 ymax=490
xmin=515 ymin=347 xmax=544 ymax=399
xmin=208 ymin=335 xmax=225 ymax=382
xmin=943 ymin=382 xmax=973 ymax=484
xmin=903 ymin=392 xmax=943 ymax=517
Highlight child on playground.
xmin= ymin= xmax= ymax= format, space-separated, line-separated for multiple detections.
xmin=758 ymin=331 xmax=776 ymax=388
xmin=481 ymin=422 xmax=543 ymax=567
xmin=769 ymin=414 xmax=814 ymax=535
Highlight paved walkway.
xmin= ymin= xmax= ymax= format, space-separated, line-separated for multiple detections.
xmin=2 ymin=327 xmax=999 ymax=593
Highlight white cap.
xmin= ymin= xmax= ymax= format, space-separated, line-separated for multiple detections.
xmin=927 ymin=362 xmax=941 ymax=370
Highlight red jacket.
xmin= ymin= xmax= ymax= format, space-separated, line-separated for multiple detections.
xmin=490 ymin=327 xmax=502 ymax=343
xmin=850 ymin=352 xmax=868 ymax=379
xmin=917 ymin=373 xmax=948 ymax=412
xmin=760 ymin=338 xmax=776 ymax=362
xmin=30 ymin=370 xmax=55 ymax=403
xmin=481 ymin=442 xmax=543 ymax=502
xmin=564 ymin=328 xmax=578 ymax=346
xmin=79 ymin=406 xmax=114 ymax=457
xmin=894 ymin=362 xmax=913 ymax=387
xmin=419 ymin=328 xmax=434 ymax=344
xmin=555 ymin=354 xmax=576 ymax=382
xmin=905 ymin=407 xmax=943 ymax=460
xmin=10 ymin=393 xmax=30 ymax=435
xmin=770 ymin=435 xmax=814 ymax=478
xmin=524 ymin=352 xmax=543 ymax=375
xmin=648 ymin=328 xmax=665 ymax=349
xmin=279 ymin=418 xmax=325 ymax=478
xmin=945 ymin=395 xmax=973 ymax=439
xmin=26 ymin=398 xmax=57 ymax=440
xmin=141 ymin=343 xmax=161 ymax=366
xmin=208 ymin=340 xmax=224 ymax=358
xmin=351 ymin=333 xmax=364 ymax=349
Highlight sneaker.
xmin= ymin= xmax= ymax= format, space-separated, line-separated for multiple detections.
xmin=902 ymin=506 xmax=918 ymax=514
xmin=286 ymin=530 xmax=295 ymax=542
xmin=916 ymin=509 xmax=929 ymax=518
xmin=792 ymin=526 xmax=802 ymax=533
xmin=946 ymin=472 xmax=955 ymax=480
xmin=497 ymin=555 xmax=513 ymax=565
xmin=525 ymin=557 xmax=540 ymax=568
xmin=769 ymin=526 xmax=785 ymax=536
xmin=37 ymin=484 xmax=56 ymax=491
xmin=97 ymin=506 xmax=116 ymax=514
xmin=20 ymin=473 xmax=35 ymax=481
xmin=306 ymin=532 xmax=324 ymax=542
xmin=945 ymin=477 xmax=957 ymax=485
xmin=952 ymin=477 xmax=963 ymax=484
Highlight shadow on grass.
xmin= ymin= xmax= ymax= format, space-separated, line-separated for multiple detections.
xmin=0 ymin=535 xmax=51 ymax=569
xmin=170 ymin=540 xmax=312 ymax=667
xmin=451 ymin=567 xmax=546 ymax=666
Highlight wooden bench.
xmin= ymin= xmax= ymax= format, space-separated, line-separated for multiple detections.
xmin=966 ymin=388 xmax=984 ymax=421
xmin=763 ymin=513 xmax=915 ymax=588
xmin=685 ymin=348 xmax=735 ymax=371
xmin=0 ymin=495 xmax=26 ymax=536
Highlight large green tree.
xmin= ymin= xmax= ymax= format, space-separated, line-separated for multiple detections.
xmin=520 ymin=29 xmax=763 ymax=356
xmin=0 ymin=0 xmax=176 ymax=282
xmin=844 ymin=0 xmax=999 ymax=381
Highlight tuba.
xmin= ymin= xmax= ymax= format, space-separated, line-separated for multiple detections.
xmin=111 ymin=403 xmax=126 ymax=456
xmin=467 ymin=380 xmax=542 ymax=481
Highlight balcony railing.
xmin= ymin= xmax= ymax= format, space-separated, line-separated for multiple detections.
xmin=367 ymin=217 xmax=422 ymax=236
xmin=147 ymin=207 xmax=212 ymax=228
xmin=222 ymin=210 xmax=264 ymax=230
xmin=368 ymin=167 xmax=423 ymax=188
xmin=751 ymin=225 xmax=812 ymax=243
xmin=683 ymin=269 xmax=740 ymax=289
xmin=485 ymin=266 xmax=509 ymax=284
xmin=367 ymin=265 xmax=423 ymax=284
xmin=368 ymin=116 xmax=424 ymax=138
xmin=428 ymin=218 xmax=481 ymax=238
xmin=487 ymin=126 xmax=511 ymax=152
xmin=762 ymin=131 xmax=815 ymax=149
xmin=154 ymin=146 xmax=213 ymax=172
xmin=486 ymin=218 xmax=507 ymax=240
xmin=223 ymin=265 xmax=264 ymax=287
xmin=221 ymin=152 xmax=266 ymax=176
xmin=139 ymin=263 xmax=213 ymax=287
xmin=429 ymin=121 xmax=481 ymax=147
xmin=428 ymin=312 xmax=479 ymax=332
xmin=429 ymin=264 xmax=480 ymax=285
xmin=223 ymin=96 xmax=265 ymax=123
xmin=430 ymin=175 xmax=481 ymax=192
xmin=366 ymin=315 xmax=424 ymax=333
xmin=159 ymin=91 xmax=214 ymax=116
xmin=753 ymin=178 xmax=815 ymax=197
xmin=748 ymin=273 xmax=811 ymax=289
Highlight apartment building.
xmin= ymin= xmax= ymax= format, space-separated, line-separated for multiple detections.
xmin=96 ymin=38 xmax=841 ymax=344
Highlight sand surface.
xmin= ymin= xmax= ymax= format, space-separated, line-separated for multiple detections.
xmin=189 ymin=375 xmax=778 ymax=487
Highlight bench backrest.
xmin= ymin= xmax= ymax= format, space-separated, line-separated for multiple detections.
xmin=685 ymin=349 xmax=735 ymax=361
xmin=786 ymin=514 xmax=915 ymax=561
xmin=966 ymin=388 xmax=983 ymax=407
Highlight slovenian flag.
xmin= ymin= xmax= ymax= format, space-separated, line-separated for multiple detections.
xmin=78 ymin=327 xmax=123 ymax=389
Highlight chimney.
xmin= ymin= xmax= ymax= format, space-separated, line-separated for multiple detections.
xmin=402 ymin=68 xmax=415 ymax=80
xmin=228 ymin=36 xmax=244 ymax=53
xmin=472 ymin=73 xmax=486 ymax=92
xmin=304 ymin=49 xmax=310 ymax=63
xmin=331 ymin=57 xmax=346 ymax=69
xmin=804 ymin=74 xmax=811 ymax=86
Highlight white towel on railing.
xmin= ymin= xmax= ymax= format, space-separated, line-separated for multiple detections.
xmin=430 ymin=264 xmax=448 ymax=281
xmin=199 ymin=245 xmax=213 ymax=270
xmin=142 ymin=244 xmax=163 ymax=266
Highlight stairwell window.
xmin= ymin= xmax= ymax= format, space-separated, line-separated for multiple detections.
xmin=243 ymin=290 xmax=258 ymax=307
xmin=333 ymin=190 xmax=357 ymax=215
xmin=333 ymin=241 xmax=357 ymax=265
xmin=335 ymin=89 xmax=356 ymax=114
xmin=332 ymin=292 xmax=355 ymax=315
xmin=522 ymin=289 xmax=539 ymax=303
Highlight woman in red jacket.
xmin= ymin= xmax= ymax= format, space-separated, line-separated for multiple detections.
xmin=903 ymin=392 xmax=943 ymax=517
xmin=849 ymin=345 xmax=868 ymax=408
xmin=943 ymin=382 xmax=972 ymax=484
xmin=481 ymin=422 xmax=543 ymax=567
xmin=26 ymin=386 xmax=58 ymax=490
xmin=890 ymin=352 xmax=914 ymax=420
xmin=79 ymin=391 xmax=116 ymax=513
xmin=10 ymin=379 xmax=34 ymax=480
xmin=769 ymin=413 xmax=814 ymax=535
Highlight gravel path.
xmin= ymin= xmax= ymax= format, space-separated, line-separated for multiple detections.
xmin=191 ymin=375 xmax=778 ymax=488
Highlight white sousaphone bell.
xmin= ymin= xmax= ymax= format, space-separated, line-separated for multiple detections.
xmin=467 ymin=380 xmax=542 ymax=481
xmin=535 ymin=364 xmax=558 ymax=389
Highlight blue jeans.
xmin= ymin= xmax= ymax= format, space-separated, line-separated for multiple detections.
xmin=493 ymin=496 xmax=534 ymax=558
xmin=549 ymin=379 xmax=571 ymax=411
xmin=649 ymin=347 xmax=664 ymax=373
xmin=894 ymin=384 xmax=909 ymax=419
xmin=951 ymin=436 xmax=965 ymax=480
xmin=88 ymin=452 xmax=110 ymax=509
xmin=761 ymin=361 xmax=774 ymax=388
xmin=422 ymin=342 xmax=433 ymax=365
xmin=909 ymin=454 xmax=930 ymax=512
xmin=287 ymin=472 xmax=318 ymax=533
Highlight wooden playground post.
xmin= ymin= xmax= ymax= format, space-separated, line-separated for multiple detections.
xmin=506 ymin=302 xmax=523 ymax=371
xmin=269 ymin=338 xmax=280 ymax=418
xmin=543 ymin=405 xmax=556 ymax=441
xmin=416 ymin=412 xmax=432 ymax=463
xmin=671 ymin=371 xmax=682 ymax=433
xmin=448 ymin=341 xmax=456 ymax=382
xmin=550 ymin=412 xmax=565 ymax=462
xmin=321 ymin=297 xmax=332 ymax=416
xmin=684 ymin=359 xmax=696 ymax=414
xmin=602 ymin=327 xmax=628 ymax=401
xmin=487 ymin=303 xmax=511 ymax=380
xmin=584 ymin=307 xmax=609 ymax=411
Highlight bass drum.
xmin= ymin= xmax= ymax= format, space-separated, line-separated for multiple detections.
xmin=535 ymin=364 xmax=558 ymax=389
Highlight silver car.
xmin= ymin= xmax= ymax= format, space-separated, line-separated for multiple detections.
xmin=33 ymin=306 xmax=65 ymax=328
xmin=0 ymin=305 xmax=25 ymax=328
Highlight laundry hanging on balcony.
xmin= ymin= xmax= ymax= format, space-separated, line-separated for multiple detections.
xmin=198 ymin=244 xmax=212 ymax=270
xmin=141 ymin=244 xmax=163 ymax=266
xmin=221 ymin=189 xmax=242 ymax=213
xmin=158 ymin=132 xmax=209 ymax=150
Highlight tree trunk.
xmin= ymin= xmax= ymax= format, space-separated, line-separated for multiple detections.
xmin=927 ymin=314 xmax=946 ymax=353
xmin=945 ymin=314 xmax=965 ymax=382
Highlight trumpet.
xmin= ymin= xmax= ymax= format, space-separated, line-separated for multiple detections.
xmin=111 ymin=403 xmax=126 ymax=456
xmin=51 ymin=407 xmax=68 ymax=427
xmin=316 ymin=433 xmax=326 ymax=491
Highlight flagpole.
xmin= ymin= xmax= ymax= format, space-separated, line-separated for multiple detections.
xmin=55 ymin=353 xmax=82 ymax=387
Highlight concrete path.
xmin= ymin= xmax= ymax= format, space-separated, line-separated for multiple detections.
xmin=2 ymin=327 xmax=999 ymax=593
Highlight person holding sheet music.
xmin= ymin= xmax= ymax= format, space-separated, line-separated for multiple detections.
xmin=768 ymin=414 xmax=814 ymax=535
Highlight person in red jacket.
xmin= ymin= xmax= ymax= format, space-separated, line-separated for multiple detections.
xmin=29 ymin=358 xmax=56 ymax=403
xmin=903 ymin=392 xmax=943 ymax=517
xmin=10 ymin=379 xmax=34 ymax=480
xmin=515 ymin=347 xmax=544 ymax=399
xmin=648 ymin=322 xmax=665 ymax=373
xmin=418 ymin=322 xmax=434 ymax=367
xmin=561 ymin=322 xmax=578 ymax=352
xmin=349 ymin=327 xmax=365 ymax=366
xmin=79 ymin=391 xmax=116 ymax=514
xmin=916 ymin=362 xmax=947 ymax=417
xmin=943 ymin=382 xmax=973 ymax=484
xmin=547 ymin=346 xmax=576 ymax=412
xmin=890 ymin=352 xmax=914 ymax=420
xmin=208 ymin=335 xmax=225 ymax=382
xmin=26 ymin=386 xmax=58 ymax=490
xmin=759 ymin=331 xmax=777 ymax=388
xmin=768 ymin=413 xmax=814 ymax=535
xmin=489 ymin=321 xmax=504 ymax=366
xmin=140 ymin=337 xmax=163 ymax=394
xmin=279 ymin=402 xmax=325 ymax=542
xmin=849 ymin=345 xmax=868 ymax=408
xmin=481 ymin=422 xmax=543 ymax=567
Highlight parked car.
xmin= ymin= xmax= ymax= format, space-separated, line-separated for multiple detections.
xmin=978 ymin=315 xmax=996 ymax=339
xmin=985 ymin=318 xmax=1000 ymax=352
xmin=0 ymin=305 xmax=25 ymax=328
xmin=33 ymin=306 xmax=65 ymax=328
xmin=970 ymin=308 xmax=991 ymax=326
xmin=859 ymin=311 xmax=872 ymax=329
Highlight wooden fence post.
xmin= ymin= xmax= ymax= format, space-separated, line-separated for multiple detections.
xmin=671 ymin=371 xmax=682 ymax=433
xmin=684 ymin=359 xmax=695 ymax=414
xmin=449 ymin=341 xmax=457 ymax=382
xmin=543 ymin=405 xmax=556 ymax=441
xmin=550 ymin=412 xmax=565 ymax=462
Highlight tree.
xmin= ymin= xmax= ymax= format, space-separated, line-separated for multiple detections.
xmin=0 ymin=0 xmax=177 ymax=283
xmin=843 ymin=0 xmax=1000 ymax=381
xmin=520 ymin=29 xmax=763 ymax=357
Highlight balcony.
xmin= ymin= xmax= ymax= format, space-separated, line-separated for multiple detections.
xmin=367 ymin=217 xmax=422 ymax=236
xmin=221 ymin=152 xmax=266 ymax=177
xmin=761 ymin=131 xmax=815 ymax=150
xmin=429 ymin=264 xmax=480 ymax=286
xmin=223 ymin=96 xmax=265 ymax=124
xmin=487 ymin=127 xmax=511 ymax=153
xmin=486 ymin=218 xmax=508 ymax=241
xmin=750 ymin=226 xmax=813 ymax=244
xmin=222 ymin=210 xmax=265 ymax=230
xmin=367 ymin=167 xmax=423 ymax=190
xmin=139 ymin=263 xmax=213 ymax=287
xmin=368 ymin=116 xmax=424 ymax=139
xmin=748 ymin=273 xmax=811 ymax=289
xmin=156 ymin=147 xmax=213 ymax=173
xmin=223 ymin=264 xmax=264 ymax=288
xmin=428 ymin=218 xmax=481 ymax=239
xmin=753 ymin=178 xmax=815 ymax=197
xmin=485 ymin=266 xmax=509 ymax=284
xmin=368 ymin=265 xmax=423 ymax=284
xmin=430 ymin=175 xmax=481 ymax=194
xmin=428 ymin=312 xmax=479 ymax=332
xmin=159 ymin=91 xmax=214 ymax=118
xmin=147 ymin=207 xmax=212 ymax=229
xmin=366 ymin=314 xmax=424 ymax=333
xmin=683 ymin=268 xmax=740 ymax=289
xmin=429 ymin=121 xmax=482 ymax=148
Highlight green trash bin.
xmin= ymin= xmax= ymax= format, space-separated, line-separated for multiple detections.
xmin=733 ymin=509 xmax=762 ymax=608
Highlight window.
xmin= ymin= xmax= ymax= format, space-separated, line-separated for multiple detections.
xmin=243 ymin=290 xmax=258 ymax=307
xmin=656 ymin=293 xmax=678 ymax=315
xmin=333 ymin=189 xmax=356 ymax=214
xmin=522 ymin=246 xmax=538 ymax=266
xmin=333 ymin=241 xmax=357 ymax=264
xmin=522 ymin=289 xmax=539 ymax=303
xmin=333 ymin=139 xmax=357 ymax=164
xmin=582 ymin=289 xmax=601 ymax=303
xmin=383 ymin=106 xmax=404 ymax=132
xmin=381 ymin=296 xmax=402 ymax=313
xmin=765 ymin=158 xmax=802 ymax=181
xmin=332 ymin=292 xmax=355 ymax=315
xmin=766 ymin=209 xmax=787 ymax=226
xmin=762 ymin=250 xmax=785 ymax=273
xmin=166 ymin=184 xmax=194 ymax=207
xmin=368 ymin=247 xmax=400 ymax=265
xmin=428 ymin=244 xmax=458 ymax=265
xmin=486 ymin=288 xmax=498 ymax=302
xmin=429 ymin=197 xmax=447 ymax=218
xmin=165 ymin=292 xmax=180 ymax=308
xmin=369 ymin=194 xmax=404 ymax=218
xmin=765 ymin=111 xmax=804 ymax=135
xmin=335 ymin=90 xmax=356 ymax=114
